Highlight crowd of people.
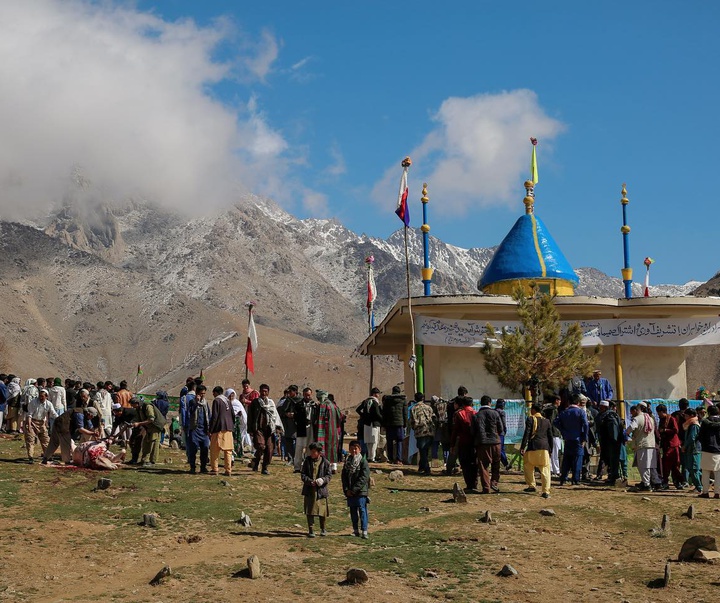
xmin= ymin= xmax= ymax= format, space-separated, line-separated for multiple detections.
xmin=1 ymin=370 xmax=719 ymax=536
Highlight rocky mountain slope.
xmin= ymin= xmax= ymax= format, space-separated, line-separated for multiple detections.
xmin=0 ymin=195 xmax=710 ymax=401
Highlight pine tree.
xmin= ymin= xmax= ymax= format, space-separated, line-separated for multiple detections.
xmin=482 ymin=283 xmax=601 ymax=400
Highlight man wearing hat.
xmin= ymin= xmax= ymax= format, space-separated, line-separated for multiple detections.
xmin=585 ymin=370 xmax=613 ymax=406
xmin=356 ymin=387 xmax=383 ymax=462
xmin=382 ymin=385 xmax=408 ymax=464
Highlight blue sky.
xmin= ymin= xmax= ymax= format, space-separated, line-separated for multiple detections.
xmin=2 ymin=2 xmax=718 ymax=285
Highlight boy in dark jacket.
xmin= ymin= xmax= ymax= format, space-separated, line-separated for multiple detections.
xmin=301 ymin=442 xmax=332 ymax=537
xmin=341 ymin=439 xmax=371 ymax=538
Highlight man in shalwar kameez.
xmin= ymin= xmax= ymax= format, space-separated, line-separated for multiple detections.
xmin=209 ymin=386 xmax=235 ymax=476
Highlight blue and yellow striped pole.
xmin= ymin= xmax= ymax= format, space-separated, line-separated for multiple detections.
xmin=620 ymin=183 xmax=633 ymax=299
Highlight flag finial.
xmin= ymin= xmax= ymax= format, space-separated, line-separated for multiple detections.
xmin=523 ymin=180 xmax=535 ymax=214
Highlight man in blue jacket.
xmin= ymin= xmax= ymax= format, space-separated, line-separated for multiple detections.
xmin=585 ymin=370 xmax=613 ymax=405
xmin=554 ymin=393 xmax=589 ymax=486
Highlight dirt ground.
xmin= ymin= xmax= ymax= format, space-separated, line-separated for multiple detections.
xmin=0 ymin=435 xmax=718 ymax=603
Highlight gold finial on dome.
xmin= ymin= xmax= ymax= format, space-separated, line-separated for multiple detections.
xmin=620 ymin=182 xmax=629 ymax=205
xmin=523 ymin=180 xmax=535 ymax=214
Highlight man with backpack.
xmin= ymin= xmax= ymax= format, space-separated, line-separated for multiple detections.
xmin=130 ymin=395 xmax=165 ymax=466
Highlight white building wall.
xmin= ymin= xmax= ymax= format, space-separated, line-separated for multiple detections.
xmin=423 ymin=344 xmax=687 ymax=401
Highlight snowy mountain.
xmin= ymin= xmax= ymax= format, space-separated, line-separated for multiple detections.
xmin=0 ymin=194 xmax=708 ymax=393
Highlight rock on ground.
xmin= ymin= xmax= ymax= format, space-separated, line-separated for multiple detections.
xmin=388 ymin=470 xmax=404 ymax=481
xmin=346 ymin=568 xmax=369 ymax=584
xmin=247 ymin=555 xmax=262 ymax=579
xmin=678 ymin=535 xmax=717 ymax=561
xmin=150 ymin=566 xmax=171 ymax=586
xmin=497 ymin=564 xmax=518 ymax=577
xmin=693 ymin=549 xmax=720 ymax=562
xmin=453 ymin=482 xmax=467 ymax=504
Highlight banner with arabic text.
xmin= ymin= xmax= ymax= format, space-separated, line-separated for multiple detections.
xmin=414 ymin=315 xmax=720 ymax=348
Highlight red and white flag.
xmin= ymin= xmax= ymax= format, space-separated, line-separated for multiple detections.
xmin=367 ymin=262 xmax=376 ymax=310
xmin=244 ymin=310 xmax=258 ymax=374
xmin=395 ymin=159 xmax=411 ymax=226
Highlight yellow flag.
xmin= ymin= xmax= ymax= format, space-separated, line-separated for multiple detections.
xmin=530 ymin=143 xmax=539 ymax=184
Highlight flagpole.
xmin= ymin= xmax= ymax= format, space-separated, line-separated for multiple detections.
xmin=400 ymin=157 xmax=417 ymax=393
xmin=620 ymin=183 xmax=633 ymax=299
xmin=365 ymin=255 xmax=376 ymax=391
xmin=245 ymin=302 xmax=253 ymax=381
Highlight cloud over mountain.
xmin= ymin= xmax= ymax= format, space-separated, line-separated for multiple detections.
xmin=371 ymin=89 xmax=565 ymax=214
xmin=0 ymin=1 xmax=288 ymax=217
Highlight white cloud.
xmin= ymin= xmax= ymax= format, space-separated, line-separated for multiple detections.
xmin=0 ymin=1 xmax=290 ymax=217
xmin=291 ymin=56 xmax=312 ymax=71
xmin=371 ymin=89 xmax=565 ymax=213
xmin=324 ymin=144 xmax=346 ymax=177
xmin=243 ymin=28 xmax=280 ymax=82
xmin=302 ymin=189 xmax=329 ymax=216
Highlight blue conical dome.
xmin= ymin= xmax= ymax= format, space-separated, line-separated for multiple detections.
xmin=479 ymin=212 xmax=578 ymax=294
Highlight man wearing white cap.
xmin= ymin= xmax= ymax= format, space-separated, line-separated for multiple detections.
xmin=626 ymin=403 xmax=657 ymax=491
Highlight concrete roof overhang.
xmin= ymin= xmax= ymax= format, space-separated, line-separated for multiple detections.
xmin=359 ymin=294 xmax=720 ymax=356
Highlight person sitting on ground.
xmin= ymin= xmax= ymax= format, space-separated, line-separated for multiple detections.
xmin=301 ymin=442 xmax=332 ymax=538
xmin=342 ymin=439 xmax=370 ymax=539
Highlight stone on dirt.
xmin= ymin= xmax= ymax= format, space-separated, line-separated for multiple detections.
xmin=693 ymin=549 xmax=720 ymax=562
xmin=663 ymin=562 xmax=671 ymax=587
xmin=678 ymin=535 xmax=717 ymax=561
xmin=238 ymin=512 xmax=252 ymax=527
xmin=497 ymin=564 xmax=518 ymax=577
xmin=96 ymin=478 xmax=111 ymax=490
xmin=388 ymin=470 xmax=404 ymax=481
xmin=149 ymin=566 xmax=171 ymax=586
xmin=683 ymin=504 xmax=696 ymax=519
xmin=247 ymin=555 xmax=262 ymax=579
xmin=142 ymin=513 xmax=157 ymax=528
xmin=479 ymin=510 xmax=495 ymax=524
xmin=539 ymin=509 xmax=555 ymax=516
xmin=453 ymin=482 xmax=467 ymax=504
xmin=346 ymin=568 xmax=369 ymax=584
